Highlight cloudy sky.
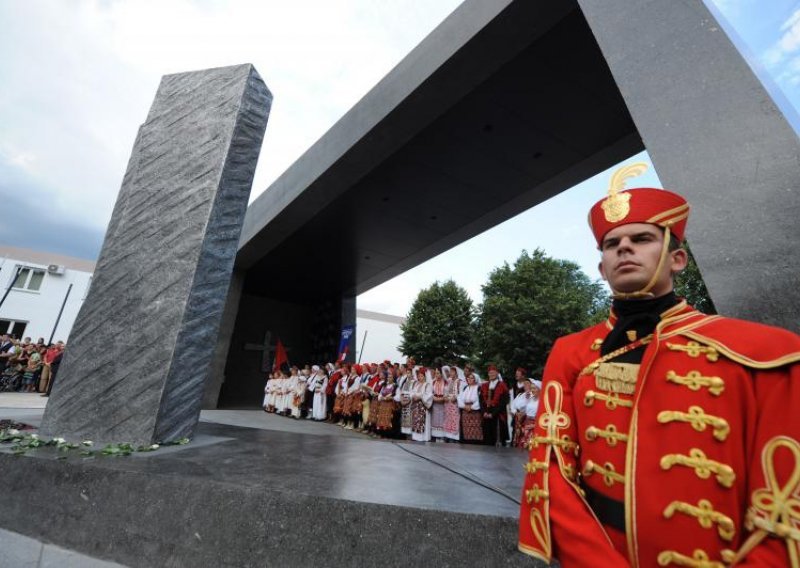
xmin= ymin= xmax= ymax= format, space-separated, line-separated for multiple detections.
xmin=1 ymin=0 xmax=798 ymax=316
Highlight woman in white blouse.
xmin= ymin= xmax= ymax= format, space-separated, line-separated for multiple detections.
xmin=457 ymin=372 xmax=483 ymax=443
xmin=510 ymin=378 xmax=541 ymax=448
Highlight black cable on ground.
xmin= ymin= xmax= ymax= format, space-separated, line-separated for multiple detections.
xmin=390 ymin=441 xmax=521 ymax=505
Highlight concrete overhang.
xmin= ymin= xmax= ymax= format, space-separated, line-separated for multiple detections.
xmin=237 ymin=0 xmax=641 ymax=301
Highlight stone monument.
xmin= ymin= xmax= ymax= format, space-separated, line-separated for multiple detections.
xmin=39 ymin=64 xmax=272 ymax=445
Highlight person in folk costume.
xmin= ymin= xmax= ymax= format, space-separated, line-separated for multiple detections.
xmin=396 ymin=364 xmax=414 ymax=437
xmin=464 ymin=363 xmax=482 ymax=385
xmin=340 ymin=364 xmax=357 ymax=428
xmin=325 ymin=362 xmax=343 ymax=421
xmin=304 ymin=365 xmax=318 ymax=419
xmin=293 ymin=367 xmax=309 ymax=419
xmin=510 ymin=377 xmax=541 ymax=449
xmin=443 ymin=365 xmax=465 ymax=442
xmin=362 ymin=363 xmax=383 ymax=433
xmin=430 ymin=367 xmax=448 ymax=440
xmin=343 ymin=364 xmax=364 ymax=430
xmin=352 ymin=364 xmax=371 ymax=431
xmin=300 ymin=366 xmax=313 ymax=418
xmin=375 ymin=370 xmax=397 ymax=436
xmin=310 ymin=365 xmax=329 ymax=421
xmin=508 ymin=367 xmax=530 ymax=441
xmin=332 ymin=363 xmax=350 ymax=425
xmin=479 ymin=364 xmax=510 ymax=446
xmin=284 ymin=366 xmax=300 ymax=418
xmin=263 ymin=372 xmax=274 ymax=412
xmin=518 ymin=163 xmax=800 ymax=567
xmin=272 ymin=370 xmax=286 ymax=415
xmin=410 ymin=367 xmax=434 ymax=442
xmin=458 ymin=371 xmax=483 ymax=443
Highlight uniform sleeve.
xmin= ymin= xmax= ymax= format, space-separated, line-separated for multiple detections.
xmin=519 ymin=337 xmax=627 ymax=566
xmin=731 ymin=362 xmax=800 ymax=567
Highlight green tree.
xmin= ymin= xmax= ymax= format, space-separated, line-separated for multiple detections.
xmin=674 ymin=240 xmax=717 ymax=314
xmin=475 ymin=249 xmax=608 ymax=376
xmin=400 ymin=280 xmax=475 ymax=365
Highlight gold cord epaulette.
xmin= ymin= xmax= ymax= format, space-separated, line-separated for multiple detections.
xmin=682 ymin=330 xmax=800 ymax=370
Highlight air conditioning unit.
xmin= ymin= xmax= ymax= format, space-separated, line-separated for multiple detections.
xmin=47 ymin=264 xmax=65 ymax=275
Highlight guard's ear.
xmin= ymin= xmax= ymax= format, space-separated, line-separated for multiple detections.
xmin=670 ymin=248 xmax=689 ymax=275
xmin=598 ymin=261 xmax=608 ymax=281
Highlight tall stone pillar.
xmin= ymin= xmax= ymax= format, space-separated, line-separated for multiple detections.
xmin=40 ymin=64 xmax=272 ymax=444
xmin=578 ymin=0 xmax=800 ymax=332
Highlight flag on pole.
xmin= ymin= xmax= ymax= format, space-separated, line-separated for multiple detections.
xmin=273 ymin=338 xmax=289 ymax=373
xmin=337 ymin=326 xmax=354 ymax=362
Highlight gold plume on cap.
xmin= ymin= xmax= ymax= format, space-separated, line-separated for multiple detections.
xmin=601 ymin=162 xmax=649 ymax=222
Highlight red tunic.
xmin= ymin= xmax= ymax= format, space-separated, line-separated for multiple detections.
xmin=479 ymin=379 xmax=510 ymax=423
xmin=518 ymin=301 xmax=800 ymax=567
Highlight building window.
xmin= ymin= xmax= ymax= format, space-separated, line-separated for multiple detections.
xmin=0 ymin=319 xmax=27 ymax=339
xmin=11 ymin=267 xmax=46 ymax=291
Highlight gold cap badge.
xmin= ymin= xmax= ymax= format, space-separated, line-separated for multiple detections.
xmin=601 ymin=162 xmax=648 ymax=223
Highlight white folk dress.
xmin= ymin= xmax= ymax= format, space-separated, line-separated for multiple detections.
xmin=410 ymin=379 xmax=433 ymax=442
xmin=311 ymin=373 xmax=328 ymax=420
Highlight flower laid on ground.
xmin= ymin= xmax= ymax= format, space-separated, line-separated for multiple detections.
xmin=0 ymin=428 xmax=191 ymax=458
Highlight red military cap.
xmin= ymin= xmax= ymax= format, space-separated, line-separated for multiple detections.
xmin=587 ymin=163 xmax=690 ymax=246
xmin=516 ymin=367 xmax=527 ymax=376
xmin=354 ymin=364 xmax=363 ymax=375
xmin=487 ymin=364 xmax=498 ymax=372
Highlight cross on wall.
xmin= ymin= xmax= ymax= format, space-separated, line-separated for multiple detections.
xmin=243 ymin=330 xmax=290 ymax=373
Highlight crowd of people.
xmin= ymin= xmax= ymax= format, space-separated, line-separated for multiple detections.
xmin=0 ymin=335 xmax=65 ymax=396
xmin=263 ymin=360 xmax=542 ymax=448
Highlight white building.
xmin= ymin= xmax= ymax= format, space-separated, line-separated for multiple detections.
xmin=354 ymin=309 xmax=405 ymax=363
xmin=0 ymin=245 xmax=94 ymax=343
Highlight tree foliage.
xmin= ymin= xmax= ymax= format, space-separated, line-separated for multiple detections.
xmin=475 ymin=249 xmax=608 ymax=377
xmin=400 ymin=280 xmax=475 ymax=365
xmin=674 ymin=240 xmax=717 ymax=314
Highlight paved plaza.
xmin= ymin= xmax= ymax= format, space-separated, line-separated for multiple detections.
xmin=0 ymin=392 xmax=530 ymax=567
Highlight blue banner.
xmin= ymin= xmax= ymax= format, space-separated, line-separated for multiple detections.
xmin=337 ymin=325 xmax=354 ymax=362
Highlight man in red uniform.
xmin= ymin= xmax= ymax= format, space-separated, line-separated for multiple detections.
xmin=518 ymin=163 xmax=800 ymax=567
xmin=480 ymin=364 xmax=510 ymax=446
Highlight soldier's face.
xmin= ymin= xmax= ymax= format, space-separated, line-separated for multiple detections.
xmin=598 ymin=223 xmax=686 ymax=296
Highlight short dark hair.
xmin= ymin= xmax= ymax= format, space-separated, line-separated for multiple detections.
xmin=668 ymin=234 xmax=683 ymax=252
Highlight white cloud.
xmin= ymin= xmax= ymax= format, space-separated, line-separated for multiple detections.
xmin=0 ymin=0 xmax=461 ymax=236
xmin=763 ymin=7 xmax=800 ymax=67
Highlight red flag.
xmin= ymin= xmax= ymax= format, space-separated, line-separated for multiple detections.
xmin=273 ymin=339 xmax=289 ymax=373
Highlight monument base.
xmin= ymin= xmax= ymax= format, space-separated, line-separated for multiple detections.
xmin=0 ymin=412 xmax=543 ymax=567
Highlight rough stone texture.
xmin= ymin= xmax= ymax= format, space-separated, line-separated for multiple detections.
xmin=578 ymin=0 xmax=800 ymax=332
xmin=201 ymin=269 xmax=244 ymax=409
xmin=40 ymin=64 xmax=272 ymax=444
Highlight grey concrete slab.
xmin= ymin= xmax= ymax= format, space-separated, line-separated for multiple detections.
xmin=0 ymin=527 xmax=41 ymax=568
xmin=40 ymin=543 xmax=129 ymax=568
xmin=39 ymin=64 xmax=273 ymax=446
xmin=0 ymin=414 xmax=539 ymax=567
